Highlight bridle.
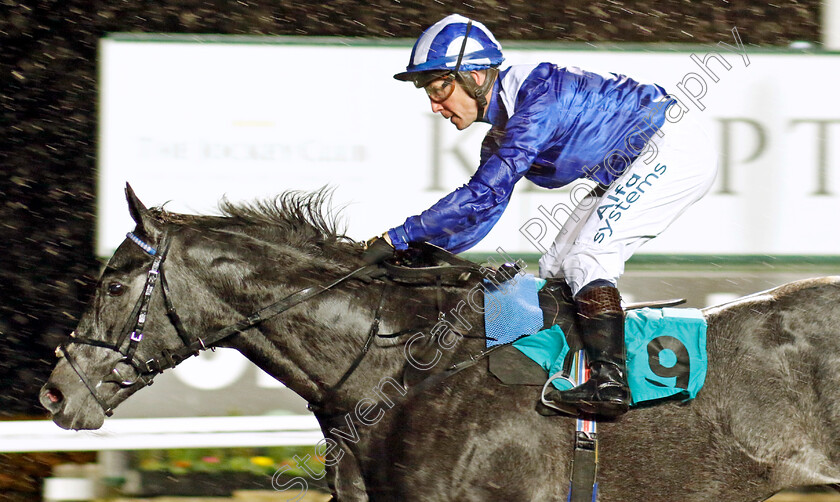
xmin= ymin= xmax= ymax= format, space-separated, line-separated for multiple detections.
xmin=58 ymin=229 xmax=504 ymax=420
xmin=57 ymin=230 xmax=380 ymax=417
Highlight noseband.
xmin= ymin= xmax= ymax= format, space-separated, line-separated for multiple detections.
xmin=58 ymin=231 xmax=379 ymax=417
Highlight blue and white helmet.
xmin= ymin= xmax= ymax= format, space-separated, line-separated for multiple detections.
xmin=394 ymin=14 xmax=504 ymax=83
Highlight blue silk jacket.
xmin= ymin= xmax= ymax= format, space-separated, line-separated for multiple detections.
xmin=388 ymin=62 xmax=673 ymax=253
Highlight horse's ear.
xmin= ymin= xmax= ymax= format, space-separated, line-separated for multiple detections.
xmin=125 ymin=183 xmax=159 ymax=235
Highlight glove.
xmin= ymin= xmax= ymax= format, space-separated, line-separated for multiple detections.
xmin=362 ymin=235 xmax=395 ymax=265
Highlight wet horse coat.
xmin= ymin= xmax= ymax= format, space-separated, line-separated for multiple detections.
xmin=40 ymin=188 xmax=840 ymax=501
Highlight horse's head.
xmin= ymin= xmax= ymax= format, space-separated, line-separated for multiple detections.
xmin=39 ymin=185 xmax=200 ymax=429
xmin=40 ymin=185 xmax=410 ymax=430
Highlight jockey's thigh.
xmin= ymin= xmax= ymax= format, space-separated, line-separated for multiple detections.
xmin=541 ymin=113 xmax=719 ymax=297
xmin=538 ymin=183 xmax=602 ymax=279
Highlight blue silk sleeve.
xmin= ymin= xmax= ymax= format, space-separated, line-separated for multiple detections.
xmin=388 ymin=77 xmax=563 ymax=253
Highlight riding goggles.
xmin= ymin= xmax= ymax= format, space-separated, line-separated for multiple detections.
xmin=424 ymin=76 xmax=456 ymax=103
xmin=420 ymin=20 xmax=473 ymax=104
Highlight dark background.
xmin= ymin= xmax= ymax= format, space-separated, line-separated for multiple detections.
xmin=0 ymin=0 xmax=822 ymax=417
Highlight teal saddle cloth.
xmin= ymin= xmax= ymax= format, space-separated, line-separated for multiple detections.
xmin=485 ymin=275 xmax=708 ymax=406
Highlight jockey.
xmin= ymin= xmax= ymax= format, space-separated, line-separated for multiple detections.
xmin=365 ymin=14 xmax=718 ymax=417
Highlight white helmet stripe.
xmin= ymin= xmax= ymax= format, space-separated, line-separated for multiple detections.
xmin=447 ymin=37 xmax=486 ymax=59
xmin=411 ymin=15 xmax=463 ymax=66
xmin=412 ymin=14 xmax=472 ymax=65
xmin=395 ymin=14 xmax=504 ymax=81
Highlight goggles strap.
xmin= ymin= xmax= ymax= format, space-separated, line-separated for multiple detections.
xmin=452 ymin=21 xmax=473 ymax=74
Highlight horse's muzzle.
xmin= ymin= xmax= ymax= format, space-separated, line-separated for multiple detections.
xmin=38 ymin=377 xmax=106 ymax=430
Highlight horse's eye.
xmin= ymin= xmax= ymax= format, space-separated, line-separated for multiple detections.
xmin=107 ymin=282 xmax=126 ymax=296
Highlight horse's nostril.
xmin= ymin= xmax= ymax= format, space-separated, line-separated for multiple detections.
xmin=40 ymin=386 xmax=66 ymax=414
xmin=46 ymin=388 xmax=64 ymax=404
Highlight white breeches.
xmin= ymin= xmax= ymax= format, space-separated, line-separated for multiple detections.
xmin=538 ymin=115 xmax=719 ymax=296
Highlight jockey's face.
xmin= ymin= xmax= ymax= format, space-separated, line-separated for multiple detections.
xmin=425 ymin=71 xmax=484 ymax=131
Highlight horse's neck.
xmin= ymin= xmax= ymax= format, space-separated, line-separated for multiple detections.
xmin=176 ymin=228 xmax=488 ymax=412
xmin=189 ymin=238 xmax=407 ymax=408
xmin=235 ymin=277 xmax=484 ymax=413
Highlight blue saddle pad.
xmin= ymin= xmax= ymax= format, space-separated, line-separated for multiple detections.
xmin=512 ymin=307 xmax=708 ymax=406
xmin=483 ymin=274 xmax=545 ymax=347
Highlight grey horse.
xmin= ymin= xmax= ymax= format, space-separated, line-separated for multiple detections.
xmin=40 ymin=186 xmax=840 ymax=501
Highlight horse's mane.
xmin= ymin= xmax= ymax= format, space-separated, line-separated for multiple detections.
xmin=151 ymin=188 xmax=351 ymax=247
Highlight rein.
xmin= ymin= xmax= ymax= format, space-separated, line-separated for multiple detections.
xmin=59 ymin=230 xmax=379 ymax=417
xmin=61 ymin=232 xmax=498 ymax=421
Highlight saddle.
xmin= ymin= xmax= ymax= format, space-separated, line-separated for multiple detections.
xmin=378 ymin=245 xmax=698 ymax=502
xmin=489 ymin=280 xmax=687 ymax=387
xmin=384 ymin=244 xmax=688 ymax=393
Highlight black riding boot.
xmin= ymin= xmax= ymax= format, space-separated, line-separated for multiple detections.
xmin=544 ymin=284 xmax=630 ymax=418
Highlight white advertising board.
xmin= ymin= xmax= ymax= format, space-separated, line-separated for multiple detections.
xmin=99 ymin=35 xmax=840 ymax=258
xmin=97 ymin=36 xmax=840 ymax=418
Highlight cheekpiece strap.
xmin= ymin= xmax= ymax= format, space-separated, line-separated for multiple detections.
xmin=127 ymin=232 xmax=157 ymax=256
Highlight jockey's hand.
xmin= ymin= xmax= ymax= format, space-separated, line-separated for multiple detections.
xmin=362 ymin=234 xmax=395 ymax=265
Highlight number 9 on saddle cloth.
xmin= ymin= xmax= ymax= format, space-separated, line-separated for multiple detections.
xmin=485 ymin=274 xmax=708 ymax=407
